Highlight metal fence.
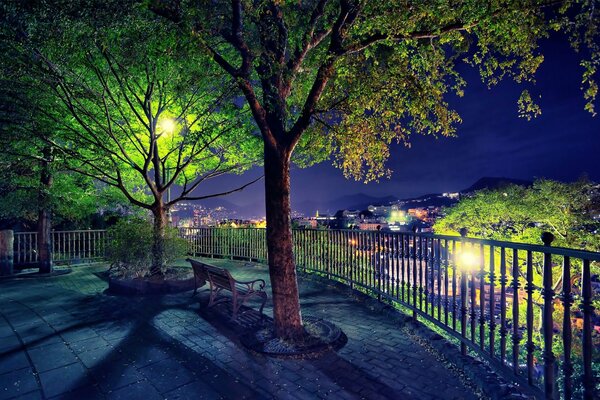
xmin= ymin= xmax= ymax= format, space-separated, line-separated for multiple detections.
xmin=11 ymin=227 xmax=598 ymax=398
xmin=13 ymin=230 xmax=107 ymax=265
xmin=181 ymin=227 xmax=599 ymax=400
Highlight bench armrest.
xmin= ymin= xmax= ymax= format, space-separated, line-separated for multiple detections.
xmin=236 ymin=278 xmax=266 ymax=291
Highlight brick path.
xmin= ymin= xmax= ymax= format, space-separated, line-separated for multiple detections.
xmin=0 ymin=259 xmax=483 ymax=399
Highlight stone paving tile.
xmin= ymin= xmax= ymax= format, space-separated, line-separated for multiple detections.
xmin=105 ymin=381 xmax=163 ymax=400
xmin=38 ymin=362 xmax=92 ymax=398
xmin=138 ymin=358 xmax=195 ymax=393
xmin=162 ymin=380 xmax=221 ymax=400
xmin=0 ymin=351 xmax=30 ymax=376
xmin=27 ymin=343 xmax=79 ymax=373
xmin=0 ymin=261 xmax=488 ymax=400
xmin=0 ymin=335 xmax=21 ymax=354
xmin=0 ymin=368 xmax=39 ymax=400
xmin=90 ymin=363 xmax=145 ymax=393
xmin=49 ymin=384 xmax=104 ymax=400
xmin=76 ymin=345 xmax=121 ymax=369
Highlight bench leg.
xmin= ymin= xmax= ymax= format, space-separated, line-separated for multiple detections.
xmin=208 ymin=287 xmax=220 ymax=308
xmin=258 ymin=293 xmax=267 ymax=318
xmin=231 ymin=291 xmax=240 ymax=321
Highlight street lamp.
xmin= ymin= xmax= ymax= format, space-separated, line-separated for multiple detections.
xmin=158 ymin=117 xmax=177 ymax=225
xmin=158 ymin=118 xmax=176 ymax=136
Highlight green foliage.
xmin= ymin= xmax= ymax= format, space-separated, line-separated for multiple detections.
xmin=2 ymin=0 xmax=262 ymax=211
xmin=434 ymin=179 xmax=600 ymax=251
xmin=106 ymin=217 xmax=187 ymax=276
xmin=163 ymin=0 xmax=599 ymax=183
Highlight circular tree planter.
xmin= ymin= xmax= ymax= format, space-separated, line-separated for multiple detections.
xmin=240 ymin=316 xmax=347 ymax=358
xmin=107 ymin=268 xmax=195 ymax=295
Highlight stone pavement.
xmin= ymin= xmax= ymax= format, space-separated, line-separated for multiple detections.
xmin=0 ymin=259 xmax=484 ymax=400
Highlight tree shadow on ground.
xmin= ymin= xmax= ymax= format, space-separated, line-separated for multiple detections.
xmin=2 ymin=289 xmax=264 ymax=399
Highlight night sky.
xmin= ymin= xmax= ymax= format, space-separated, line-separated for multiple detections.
xmin=196 ymin=35 xmax=600 ymax=218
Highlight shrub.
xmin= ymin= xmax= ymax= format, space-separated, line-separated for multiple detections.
xmin=106 ymin=217 xmax=187 ymax=278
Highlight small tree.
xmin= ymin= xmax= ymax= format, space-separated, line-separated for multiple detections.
xmin=3 ymin=3 xmax=262 ymax=275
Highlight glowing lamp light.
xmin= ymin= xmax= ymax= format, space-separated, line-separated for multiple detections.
xmin=459 ymin=251 xmax=478 ymax=272
xmin=159 ymin=118 xmax=176 ymax=135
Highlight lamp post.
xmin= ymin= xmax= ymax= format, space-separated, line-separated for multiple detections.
xmin=158 ymin=118 xmax=177 ymax=226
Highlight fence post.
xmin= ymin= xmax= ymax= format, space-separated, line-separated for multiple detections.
xmin=0 ymin=230 xmax=14 ymax=276
xmin=540 ymin=232 xmax=556 ymax=400
xmin=411 ymin=225 xmax=418 ymax=321
xmin=459 ymin=228 xmax=468 ymax=356
xmin=581 ymin=259 xmax=594 ymax=400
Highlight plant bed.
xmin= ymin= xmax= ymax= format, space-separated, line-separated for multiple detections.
xmin=240 ymin=316 xmax=347 ymax=359
xmin=107 ymin=266 xmax=195 ymax=295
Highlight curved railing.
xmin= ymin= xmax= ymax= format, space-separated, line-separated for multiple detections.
xmin=179 ymin=227 xmax=599 ymax=400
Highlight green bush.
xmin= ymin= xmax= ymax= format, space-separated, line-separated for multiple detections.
xmin=106 ymin=217 xmax=187 ymax=277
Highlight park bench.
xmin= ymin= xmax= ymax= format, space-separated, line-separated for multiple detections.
xmin=186 ymin=258 xmax=267 ymax=320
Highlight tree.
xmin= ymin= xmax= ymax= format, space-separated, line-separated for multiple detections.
xmin=149 ymin=0 xmax=599 ymax=340
xmin=0 ymin=32 xmax=106 ymax=273
xmin=2 ymin=2 xmax=263 ymax=275
xmin=434 ymin=179 xmax=600 ymax=252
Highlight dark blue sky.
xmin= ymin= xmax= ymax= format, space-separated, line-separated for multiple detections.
xmin=197 ymin=35 xmax=600 ymax=217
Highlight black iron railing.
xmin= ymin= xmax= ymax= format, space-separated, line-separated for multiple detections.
xmin=179 ymin=226 xmax=599 ymax=400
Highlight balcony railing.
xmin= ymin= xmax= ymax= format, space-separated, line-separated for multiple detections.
xmin=179 ymin=227 xmax=599 ymax=400
xmin=13 ymin=230 xmax=107 ymax=265
xmin=10 ymin=227 xmax=597 ymax=399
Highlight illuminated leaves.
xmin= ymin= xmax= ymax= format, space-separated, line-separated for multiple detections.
xmin=434 ymin=179 xmax=600 ymax=251
xmin=517 ymin=90 xmax=542 ymax=120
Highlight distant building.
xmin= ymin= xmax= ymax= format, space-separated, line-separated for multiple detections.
xmin=358 ymin=222 xmax=389 ymax=231
xmin=295 ymin=219 xmax=317 ymax=229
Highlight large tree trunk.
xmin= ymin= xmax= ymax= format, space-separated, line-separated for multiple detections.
xmin=151 ymin=204 xmax=168 ymax=276
xmin=264 ymin=144 xmax=304 ymax=341
xmin=37 ymin=146 xmax=53 ymax=274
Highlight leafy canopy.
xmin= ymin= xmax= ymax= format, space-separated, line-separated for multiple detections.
xmin=153 ymin=0 xmax=599 ymax=182
xmin=2 ymin=0 xmax=262 ymax=212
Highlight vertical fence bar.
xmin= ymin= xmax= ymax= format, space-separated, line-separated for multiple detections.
xmin=423 ymin=237 xmax=429 ymax=315
xmin=526 ymin=250 xmax=535 ymax=386
xmin=412 ymin=230 xmax=418 ymax=320
xmin=444 ymin=239 xmax=449 ymax=326
xmin=478 ymin=244 xmax=485 ymax=350
xmin=489 ymin=245 xmax=496 ymax=357
xmin=541 ymin=232 xmax=555 ymax=400
xmin=437 ymin=239 xmax=442 ymax=320
xmin=400 ymin=234 xmax=406 ymax=302
xmin=581 ymin=259 xmax=594 ymax=400
xmin=420 ymin=236 xmax=426 ymax=313
xmin=460 ymin=243 xmax=468 ymax=355
xmin=561 ymin=256 xmax=573 ymax=400
xmin=376 ymin=230 xmax=382 ymax=301
xmin=499 ymin=247 xmax=507 ymax=365
xmin=512 ymin=248 xmax=520 ymax=376
xmin=470 ymin=244 xmax=478 ymax=343
xmin=452 ymin=240 xmax=457 ymax=331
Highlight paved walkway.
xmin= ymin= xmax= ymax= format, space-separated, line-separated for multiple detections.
xmin=0 ymin=259 xmax=482 ymax=400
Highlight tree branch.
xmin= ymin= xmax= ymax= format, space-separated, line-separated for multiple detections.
xmin=173 ymin=174 xmax=263 ymax=204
